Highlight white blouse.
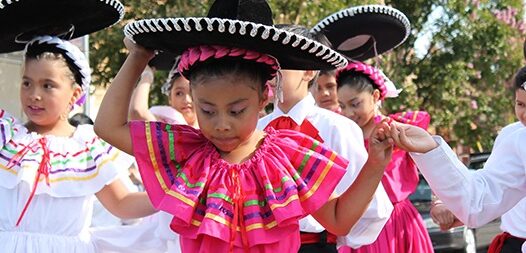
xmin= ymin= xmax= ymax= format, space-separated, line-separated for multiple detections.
xmin=0 ymin=109 xmax=131 ymax=253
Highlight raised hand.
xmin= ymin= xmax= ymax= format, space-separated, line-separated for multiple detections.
xmin=123 ymin=37 xmax=155 ymax=62
xmin=388 ymin=121 xmax=438 ymax=153
xmin=367 ymin=120 xmax=394 ymax=170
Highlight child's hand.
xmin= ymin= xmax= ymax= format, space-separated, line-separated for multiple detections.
xmin=367 ymin=120 xmax=394 ymax=169
xmin=430 ymin=203 xmax=464 ymax=231
xmin=389 ymin=122 xmax=438 ymax=153
xmin=124 ymin=37 xmax=155 ymax=61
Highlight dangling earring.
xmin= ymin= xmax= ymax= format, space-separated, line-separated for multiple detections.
xmin=372 ymin=37 xmax=380 ymax=68
xmin=275 ymin=71 xmax=284 ymax=103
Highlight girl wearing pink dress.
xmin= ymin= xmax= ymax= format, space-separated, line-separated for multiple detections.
xmin=336 ymin=62 xmax=434 ymax=253
xmin=93 ymin=1 xmax=395 ymax=252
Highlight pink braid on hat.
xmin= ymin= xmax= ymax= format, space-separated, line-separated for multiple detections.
xmin=178 ymin=45 xmax=280 ymax=80
xmin=337 ymin=62 xmax=386 ymax=98
xmin=336 ymin=61 xmax=401 ymax=100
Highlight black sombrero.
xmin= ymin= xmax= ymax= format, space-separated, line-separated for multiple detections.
xmin=148 ymin=51 xmax=179 ymax=71
xmin=124 ymin=0 xmax=347 ymax=70
xmin=0 ymin=0 xmax=124 ymax=53
xmin=312 ymin=5 xmax=410 ymax=61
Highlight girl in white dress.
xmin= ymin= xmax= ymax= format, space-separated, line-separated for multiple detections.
xmin=0 ymin=35 xmax=156 ymax=253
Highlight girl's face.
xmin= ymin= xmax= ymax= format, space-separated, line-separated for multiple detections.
xmin=314 ymin=74 xmax=339 ymax=111
xmin=20 ymin=59 xmax=80 ymax=128
xmin=337 ymin=85 xmax=380 ymax=128
xmin=192 ymin=74 xmax=267 ymax=153
xmin=515 ymin=88 xmax=526 ymax=126
xmin=169 ymin=77 xmax=196 ymax=125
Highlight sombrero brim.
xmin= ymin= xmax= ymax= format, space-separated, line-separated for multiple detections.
xmin=124 ymin=17 xmax=348 ymax=70
xmin=312 ymin=5 xmax=410 ymax=61
xmin=0 ymin=0 xmax=124 ymax=53
xmin=148 ymin=51 xmax=179 ymax=71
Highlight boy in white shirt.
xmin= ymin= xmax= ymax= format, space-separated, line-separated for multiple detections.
xmin=387 ymin=66 xmax=526 ymax=253
xmin=258 ymin=24 xmax=392 ymax=252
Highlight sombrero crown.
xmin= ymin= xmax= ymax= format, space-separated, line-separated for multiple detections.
xmin=312 ymin=5 xmax=410 ymax=61
xmin=124 ymin=0 xmax=347 ymax=71
xmin=0 ymin=0 xmax=124 ymax=53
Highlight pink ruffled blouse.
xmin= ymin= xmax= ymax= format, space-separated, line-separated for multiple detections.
xmin=129 ymin=121 xmax=348 ymax=253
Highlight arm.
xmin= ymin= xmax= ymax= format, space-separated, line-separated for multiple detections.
xmin=94 ymin=38 xmax=155 ymax=154
xmin=312 ymin=122 xmax=393 ymax=235
xmin=129 ymin=65 xmax=159 ymax=122
xmin=95 ymin=178 xmax=157 ymax=219
xmin=328 ymin=119 xmax=393 ymax=247
xmin=391 ymin=122 xmax=526 ymax=227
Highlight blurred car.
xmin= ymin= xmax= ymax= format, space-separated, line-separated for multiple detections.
xmin=409 ymin=152 xmax=501 ymax=253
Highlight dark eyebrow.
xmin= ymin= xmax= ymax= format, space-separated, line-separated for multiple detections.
xmin=348 ymin=97 xmax=360 ymax=103
xmin=197 ymin=98 xmax=249 ymax=106
xmin=197 ymin=99 xmax=215 ymax=106
xmin=22 ymin=76 xmax=56 ymax=83
xmin=228 ymin=98 xmax=248 ymax=106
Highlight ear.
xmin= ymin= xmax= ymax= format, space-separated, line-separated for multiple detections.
xmin=372 ymin=89 xmax=381 ymax=103
xmin=70 ymin=85 xmax=83 ymax=107
xmin=302 ymin=70 xmax=318 ymax=83
xmin=259 ymin=84 xmax=270 ymax=109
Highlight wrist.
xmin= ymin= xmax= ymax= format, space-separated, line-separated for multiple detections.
xmin=140 ymin=71 xmax=154 ymax=84
xmin=364 ymin=159 xmax=387 ymax=176
xmin=430 ymin=199 xmax=443 ymax=209
xmin=129 ymin=50 xmax=155 ymax=63
xmin=422 ymin=137 xmax=439 ymax=153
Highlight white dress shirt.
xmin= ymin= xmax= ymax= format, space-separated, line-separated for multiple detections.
xmin=409 ymin=128 xmax=526 ymax=228
xmin=493 ymin=122 xmax=526 ymax=238
xmin=258 ymin=94 xmax=393 ymax=248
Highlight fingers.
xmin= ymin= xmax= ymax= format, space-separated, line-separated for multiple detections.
xmin=123 ymin=38 xmax=155 ymax=60
xmin=372 ymin=120 xmax=391 ymax=140
xmin=389 ymin=122 xmax=402 ymax=146
xmin=439 ymin=224 xmax=453 ymax=231
xmin=398 ymin=125 xmax=410 ymax=147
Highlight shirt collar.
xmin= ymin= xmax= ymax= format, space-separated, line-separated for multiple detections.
xmin=270 ymin=93 xmax=315 ymax=125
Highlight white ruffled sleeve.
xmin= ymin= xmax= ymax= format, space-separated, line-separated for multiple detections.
xmin=0 ymin=109 xmax=17 ymax=149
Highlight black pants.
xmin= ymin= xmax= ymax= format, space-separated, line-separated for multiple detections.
xmin=298 ymin=231 xmax=337 ymax=253
xmin=500 ymin=237 xmax=525 ymax=253
xmin=298 ymin=243 xmax=337 ymax=253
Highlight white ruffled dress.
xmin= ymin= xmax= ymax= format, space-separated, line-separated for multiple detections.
xmin=0 ymin=109 xmax=131 ymax=253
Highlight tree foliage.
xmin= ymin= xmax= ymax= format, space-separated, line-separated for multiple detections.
xmin=89 ymin=0 xmax=524 ymax=151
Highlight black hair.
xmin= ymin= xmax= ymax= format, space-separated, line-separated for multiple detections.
xmin=187 ymin=58 xmax=270 ymax=97
xmin=25 ymin=43 xmax=81 ymax=87
xmin=337 ymin=71 xmax=376 ymax=95
xmin=320 ymin=69 xmax=336 ymax=77
xmin=69 ymin=113 xmax=94 ymax=127
xmin=274 ymin=24 xmax=332 ymax=88
xmin=514 ymin=65 xmax=526 ymax=91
